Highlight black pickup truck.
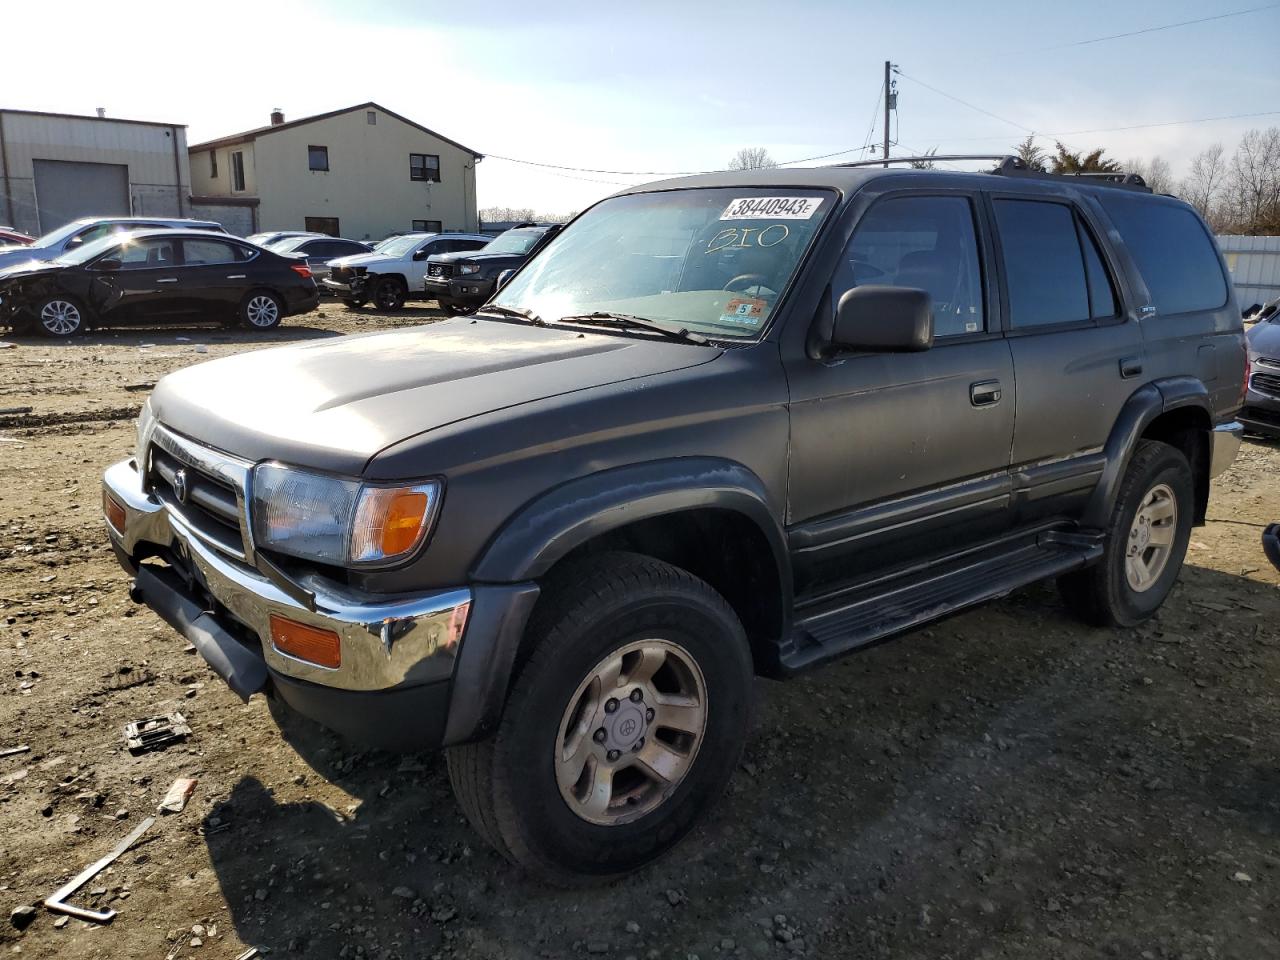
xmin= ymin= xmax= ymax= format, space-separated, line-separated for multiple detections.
xmin=104 ymin=157 xmax=1246 ymax=884
xmin=423 ymin=223 xmax=560 ymax=314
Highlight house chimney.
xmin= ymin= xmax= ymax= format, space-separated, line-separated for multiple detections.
xmin=96 ymin=107 xmax=106 ymax=118
xmin=270 ymin=108 xmax=285 ymax=126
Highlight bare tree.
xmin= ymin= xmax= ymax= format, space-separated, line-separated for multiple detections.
xmin=1015 ymin=135 xmax=1047 ymax=172
xmin=1180 ymin=143 xmax=1227 ymax=227
xmin=727 ymin=147 xmax=778 ymax=170
xmin=1222 ymin=128 xmax=1280 ymax=232
xmin=479 ymin=206 xmax=537 ymax=224
xmin=1126 ymin=155 xmax=1173 ymax=194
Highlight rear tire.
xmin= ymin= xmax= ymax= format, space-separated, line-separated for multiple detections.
xmin=33 ymin=295 xmax=88 ymax=337
xmin=1059 ymin=439 xmax=1194 ymax=627
xmin=446 ymin=552 xmax=753 ymax=885
xmin=238 ymin=290 xmax=283 ymax=330
xmin=371 ymin=277 xmax=405 ymax=312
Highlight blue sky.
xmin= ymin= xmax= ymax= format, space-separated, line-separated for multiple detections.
xmin=8 ymin=1 xmax=1279 ymax=213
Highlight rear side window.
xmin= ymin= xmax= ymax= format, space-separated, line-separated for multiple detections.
xmin=995 ymin=199 xmax=1113 ymax=328
xmin=837 ymin=195 xmax=986 ymax=337
xmin=1098 ymin=195 xmax=1227 ymax=315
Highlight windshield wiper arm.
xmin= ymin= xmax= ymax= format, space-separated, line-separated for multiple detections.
xmin=559 ymin=312 xmax=708 ymax=345
xmin=478 ymin=304 xmax=547 ymax=326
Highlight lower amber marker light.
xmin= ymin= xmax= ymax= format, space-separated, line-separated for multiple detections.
xmin=269 ymin=614 xmax=341 ymax=669
xmin=103 ymin=491 xmax=127 ymax=534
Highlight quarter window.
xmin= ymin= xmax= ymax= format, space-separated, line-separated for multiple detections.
xmin=410 ymin=154 xmax=440 ymax=182
xmin=836 ymin=195 xmax=986 ymax=337
xmin=308 ymin=145 xmax=329 ymax=172
xmin=1098 ymin=195 xmax=1227 ymax=315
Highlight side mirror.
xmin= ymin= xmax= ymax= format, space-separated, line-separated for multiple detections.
xmin=95 ymin=258 xmax=122 ymax=272
xmin=495 ymin=268 xmax=516 ymax=290
xmin=832 ymin=285 xmax=933 ymax=353
xmin=412 ymin=249 xmax=431 ymax=261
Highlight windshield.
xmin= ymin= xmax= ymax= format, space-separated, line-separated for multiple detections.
xmin=484 ymin=231 xmax=542 ymax=255
xmin=493 ymin=188 xmax=833 ymax=339
xmin=379 ymin=234 xmax=429 ymax=257
xmin=54 ymin=233 xmax=129 ymax=266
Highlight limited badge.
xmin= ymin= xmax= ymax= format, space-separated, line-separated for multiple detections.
xmin=720 ymin=297 xmax=766 ymax=326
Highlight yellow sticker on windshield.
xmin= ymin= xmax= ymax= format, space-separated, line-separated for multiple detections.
xmin=720 ymin=297 xmax=766 ymax=327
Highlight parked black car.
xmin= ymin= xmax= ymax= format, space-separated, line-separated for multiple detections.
xmin=105 ymin=157 xmax=1245 ymax=883
xmin=0 ymin=230 xmax=319 ymax=336
xmin=268 ymin=235 xmax=373 ymax=288
xmin=424 ymin=224 xmax=562 ymax=314
xmin=1241 ymin=305 xmax=1280 ymax=437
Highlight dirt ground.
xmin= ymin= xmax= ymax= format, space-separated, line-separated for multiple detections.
xmin=1 ymin=304 xmax=1278 ymax=960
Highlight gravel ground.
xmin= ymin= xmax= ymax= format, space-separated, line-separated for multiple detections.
xmin=1 ymin=304 xmax=1278 ymax=959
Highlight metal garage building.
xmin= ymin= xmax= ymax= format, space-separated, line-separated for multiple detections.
xmin=0 ymin=108 xmax=191 ymax=237
xmin=1218 ymin=235 xmax=1280 ymax=310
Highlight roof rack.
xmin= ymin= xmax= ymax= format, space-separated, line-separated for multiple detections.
xmin=832 ymin=154 xmax=1153 ymax=193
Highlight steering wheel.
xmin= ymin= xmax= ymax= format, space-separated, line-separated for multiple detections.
xmin=850 ymin=259 xmax=888 ymax=282
xmin=722 ymin=274 xmax=777 ymax=298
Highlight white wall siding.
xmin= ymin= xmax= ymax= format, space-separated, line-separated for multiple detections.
xmin=1218 ymin=235 xmax=1280 ymax=309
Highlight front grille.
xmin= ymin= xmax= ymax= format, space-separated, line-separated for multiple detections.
xmin=1242 ymin=405 xmax=1280 ymax=428
xmin=1255 ymin=355 xmax=1280 ymax=369
xmin=1251 ymin=372 xmax=1280 ymax=397
xmin=146 ymin=429 xmax=250 ymax=560
xmin=428 ymin=263 xmax=454 ymax=279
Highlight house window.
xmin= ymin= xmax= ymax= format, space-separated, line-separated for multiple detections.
xmin=308 ymin=145 xmax=329 ymax=172
xmin=231 ymin=151 xmax=245 ymax=192
xmin=304 ymin=217 xmax=340 ymax=237
xmin=410 ymin=153 xmax=440 ymax=182
xmin=367 ymin=110 xmax=376 ymax=125
xmin=412 ymin=220 xmax=443 ymax=232
xmin=209 ymin=151 xmax=217 ymax=178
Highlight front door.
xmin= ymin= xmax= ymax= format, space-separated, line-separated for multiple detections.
xmin=785 ymin=191 xmax=1016 ymax=599
xmin=88 ymin=236 xmax=183 ymax=322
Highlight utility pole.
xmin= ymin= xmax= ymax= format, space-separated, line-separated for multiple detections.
xmin=883 ymin=60 xmax=891 ymax=167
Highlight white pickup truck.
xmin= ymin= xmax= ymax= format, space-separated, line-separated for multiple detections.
xmin=322 ymin=231 xmax=491 ymax=310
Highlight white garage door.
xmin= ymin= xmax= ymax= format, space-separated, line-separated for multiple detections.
xmin=33 ymin=159 xmax=130 ymax=233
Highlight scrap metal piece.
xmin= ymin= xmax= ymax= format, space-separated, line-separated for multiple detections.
xmin=43 ymin=815 xmax=156 ymax=923
xmin=235 ymin=949 xmax=262 ymax=960
xmin=123 ymin=712 xmax=191 ymax=754
xmin=0 ymin=745 xmax=30 ymax=758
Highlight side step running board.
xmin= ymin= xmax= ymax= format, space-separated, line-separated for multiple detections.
xmin=782 ymin=533 xmax=1102 ymax=672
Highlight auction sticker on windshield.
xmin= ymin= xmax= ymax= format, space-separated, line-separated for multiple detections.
xmin=720 ymin=297 xmax=766 ymax=327
xmin=720 ymin=197 xmax=822 ymax=220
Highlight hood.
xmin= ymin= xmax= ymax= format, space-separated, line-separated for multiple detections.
xmin=1247 ymin=319 xmax=1280 ymax=360
xmin=429 ymin=249 xmax=524 ymax=266
xmin=327 ymin=250 xmax=398 ymax=269
xmin=0 ymin=246 xmax=55 ymax=269
xmin=0 ymin=258 xmax=59 ymax=281
xmin=151 ymin=317 xmax=721 ymax=475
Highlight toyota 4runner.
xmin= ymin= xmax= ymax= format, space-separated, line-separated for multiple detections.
xmin=104 ymin=157 xmax=1246 ymax=884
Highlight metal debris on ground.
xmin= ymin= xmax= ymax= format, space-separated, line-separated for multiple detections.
xmin=43 ymin=815 xmax=156 ymax=924
xmin=235 ymin=948 xmax=262 ymax=960
xmin=158 ymin=777 xmax=198 ymax=814
xmin=0 ymin=406 xmax=33 ymax=415
xmin=123 ymin=712 xmax=191 ymax=754
xmin=0 ymin=745 xmax=31 ymax=758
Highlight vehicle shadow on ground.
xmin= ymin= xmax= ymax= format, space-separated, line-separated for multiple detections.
xmin=0 ymin=325 xmax=347 ymax=347
xmin=202 ymin=561 xmax=1280 ymax=958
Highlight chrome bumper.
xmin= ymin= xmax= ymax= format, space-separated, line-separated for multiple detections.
xmin=103 ymin=458 xmax=471 ymax=693
xmin=1209 ymin=420 xmax=1244 ymax=478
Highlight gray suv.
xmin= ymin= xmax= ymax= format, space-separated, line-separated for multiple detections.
xmin=0 ymin=216 xmax=226 ymax=270
xmin=103 ymin=156 xmax=1246 ymax=883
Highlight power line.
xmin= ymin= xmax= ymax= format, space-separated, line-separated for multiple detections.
xmin=1032 ymin=2 xmax=1280 ymax=53
xmin=893 ymin=70 xmax=1036 ymax=135
xmin=926 ymin=109 xmax=1280 ymax=143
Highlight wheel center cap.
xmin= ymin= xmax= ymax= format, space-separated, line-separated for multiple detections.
xmin=1134 ymin=519 xmax=1151 ymax=551
xmin=605 ymin=703 xmax=647 ymax=751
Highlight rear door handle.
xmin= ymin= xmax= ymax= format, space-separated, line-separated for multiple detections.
xmin=1120 ymin=356 xmax=1143 ymax=378
xmin=226 ymin=274 xmax=246 ymax=279
xmin=970 ymin=380 xmax=1002 ymax=407
xmin=156 ymin=278 xmax=178 ymax=283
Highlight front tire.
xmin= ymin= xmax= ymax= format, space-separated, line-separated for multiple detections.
xmin=239 ymin=290 xmax=283 ymax=329
xmin=447 ymin=552 xmax=753 ymax=884
xmin=34 ymin=295 xmax=88 ymax=337
xmin=371 ymin=277 xmax=406 ymax=312
xmin=1060 ymin=439 xmax=1194 ymax=627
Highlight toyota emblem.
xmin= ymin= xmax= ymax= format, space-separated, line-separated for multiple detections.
xmin=173 ymin=468 xmax=189 ymax=504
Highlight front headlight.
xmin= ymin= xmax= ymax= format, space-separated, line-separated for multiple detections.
xmin=457 ymin=264 xmax=481 ymax=276
xmin=250 ymin=463 xmax=442 ymax=566
xmin=135 ymin=398 xmax=157 ymax=470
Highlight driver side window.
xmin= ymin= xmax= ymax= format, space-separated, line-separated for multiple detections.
xmin=834 ymin=195 xmax=985 ymax=337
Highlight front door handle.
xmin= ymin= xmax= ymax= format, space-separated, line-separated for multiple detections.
xmin=970 ymin=380 xmax=1002 ymax=407
xmin=1120 ymin=356 xmax=1143 ymax=379
xmin=156 ymin=278 xmax=179 ymax=283
xmin=226 ymin=274 xmax=246 ymax=279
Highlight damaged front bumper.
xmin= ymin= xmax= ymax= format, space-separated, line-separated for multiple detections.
xmin=102 ymin=457 xmax=531 ymax=750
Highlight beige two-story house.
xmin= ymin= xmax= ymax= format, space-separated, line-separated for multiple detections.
xmin=188 ymin=103 xmax=482 ymax=240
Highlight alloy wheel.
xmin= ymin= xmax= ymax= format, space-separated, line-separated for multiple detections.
xmin=40 ymin=300 xmax=81 ymax=336
xmin=554 ymin=638 xmax=708 ymax=826
xmin=1125 ymin=482 xmax=1178 ymax=592
xmin=245 ymin=295 xmax=279 ymax=327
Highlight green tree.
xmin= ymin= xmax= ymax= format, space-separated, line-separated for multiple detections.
xmin=1015 ymin=135 xmax=1047 ymax=172
xmin=1050 ymin=142 xmax=1120 ymax=174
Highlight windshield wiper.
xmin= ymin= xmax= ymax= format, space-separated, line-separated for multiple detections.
xmin=478 ymin=304 xmax=547 ymax=326
xmin=559 ymin=312 xmax=708 ymax=345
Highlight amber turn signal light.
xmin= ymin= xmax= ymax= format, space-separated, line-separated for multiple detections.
xmin=269 ymin=614 xmax=341 ymax=669
xmin=103 ymin=491 xmax=127 ymax=533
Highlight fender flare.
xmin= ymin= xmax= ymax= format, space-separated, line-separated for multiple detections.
xmin=1082 ymin=377 xmax=1212 ymax=528
xmin=471 ymin=457 xmax=791 ymax=592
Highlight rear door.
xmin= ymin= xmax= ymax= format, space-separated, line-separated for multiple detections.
xmin=178 ymin=238 xmax=257 ymax=315
xmin=989 ymin=192 xmax=1144 ymax=525
xmin=785 ymin=190 xmax=1016 ymax=596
